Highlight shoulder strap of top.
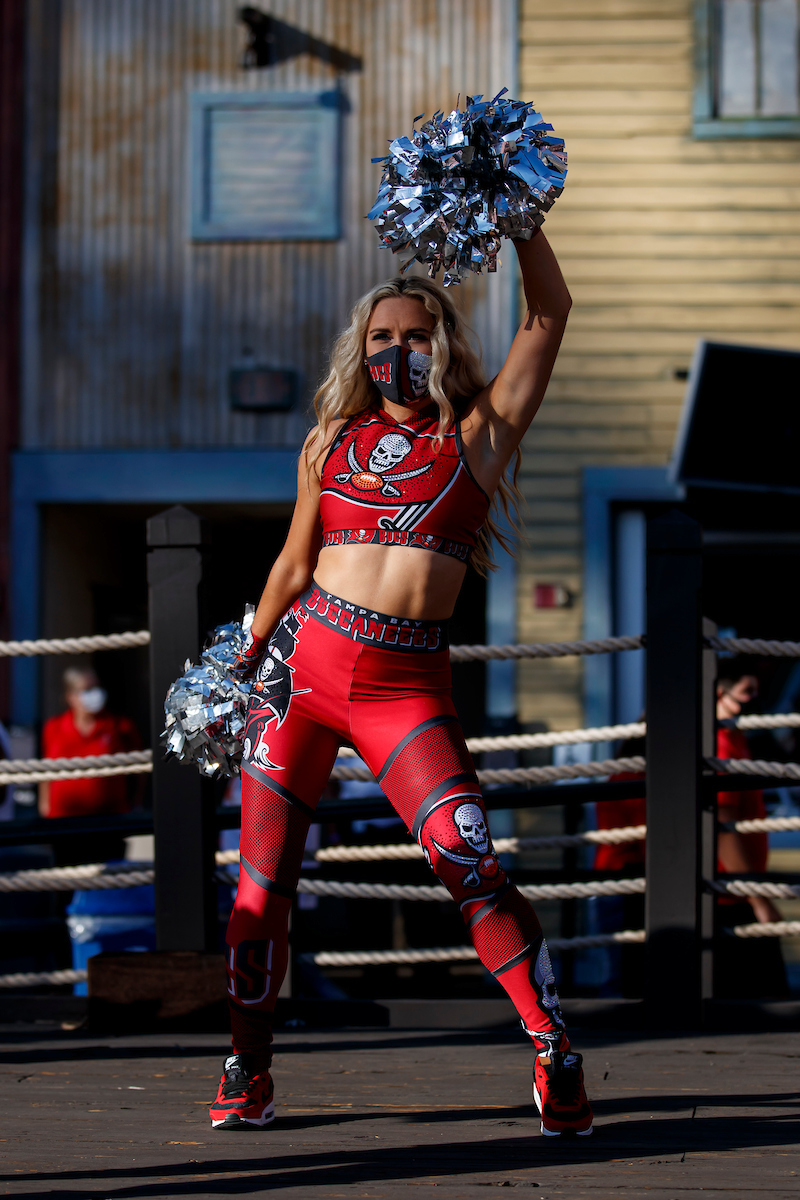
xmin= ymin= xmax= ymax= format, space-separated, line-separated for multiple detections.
xmin=454 ymin=414 xmax=491 ymax=503
xmin=320 ymin=412 xmax=363 ymax=472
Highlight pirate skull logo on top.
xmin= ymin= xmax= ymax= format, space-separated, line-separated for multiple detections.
xmin=321 ymin=405 xmax=488 ymax=545
xmin=334 ymin=431 xmax=432 ymax=498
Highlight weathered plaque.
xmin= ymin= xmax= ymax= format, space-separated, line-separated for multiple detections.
xmin=191 ymin=92 xmax=340 ymax=240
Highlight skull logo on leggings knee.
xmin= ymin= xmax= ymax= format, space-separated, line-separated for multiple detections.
xmin=453 ymin=802 xmax=489 ymax=853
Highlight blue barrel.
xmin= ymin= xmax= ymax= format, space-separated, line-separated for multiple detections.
xmin=66 ymin=870 xmax=155 ymax=995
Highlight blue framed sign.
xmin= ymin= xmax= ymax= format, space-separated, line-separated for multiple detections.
xmin=190 ymin=91 xmax=341 ymax=240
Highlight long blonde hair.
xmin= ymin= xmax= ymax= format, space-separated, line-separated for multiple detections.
xmin=307 ymin=276 xmax=522 ymax=575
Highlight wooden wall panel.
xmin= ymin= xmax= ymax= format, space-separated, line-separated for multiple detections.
xmin=518 ymin=0 xmax=800 ymax=728
xmin=23 ymin=0 xmax=515 ymax=450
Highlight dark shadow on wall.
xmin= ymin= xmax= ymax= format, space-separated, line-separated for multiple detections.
xmin=238 ymin=7 xmax=363 ymax=72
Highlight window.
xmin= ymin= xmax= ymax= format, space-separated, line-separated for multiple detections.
xmin=190 ymin=92 xmax=341 ymax=240
xmin=694 ymin=0 xmax=800 ymax=136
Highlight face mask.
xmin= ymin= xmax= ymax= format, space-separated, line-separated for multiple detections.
xmin=365 ymin=345 xmax=432 ymax=404
xmin=80 ymin=687 xmax=107 ymax=714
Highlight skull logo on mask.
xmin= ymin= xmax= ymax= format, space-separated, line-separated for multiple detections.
xmin=453 ymin=802 xmax=489 ymax=854
xmin=368 ymin=433 xmax=412 ymax=475
xmin=407 ymin=350 xmax=432 ymax=398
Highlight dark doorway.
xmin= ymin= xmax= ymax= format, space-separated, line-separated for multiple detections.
xmin=39 ymin=502 xmax=489 ymax=762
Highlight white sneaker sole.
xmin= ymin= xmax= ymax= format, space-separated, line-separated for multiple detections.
xmin=211 ymin=1100 xmax=275 ymax=1129
xmin=533 ymin=1081 xmax=593 ymax=1138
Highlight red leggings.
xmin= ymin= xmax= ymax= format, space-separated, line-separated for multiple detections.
xmin=226 ymin=585 xmax=568 ymax=1065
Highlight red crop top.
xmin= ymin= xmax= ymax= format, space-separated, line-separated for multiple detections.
xmin=319 ymin=405 xmax=490 ymax=562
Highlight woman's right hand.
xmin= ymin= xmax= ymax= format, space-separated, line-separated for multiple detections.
xmin=230 ymin=629 xmax=268 ymax=682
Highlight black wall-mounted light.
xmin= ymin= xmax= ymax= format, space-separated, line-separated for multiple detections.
xmin=229 ymin=364 xmax=298 ymax=413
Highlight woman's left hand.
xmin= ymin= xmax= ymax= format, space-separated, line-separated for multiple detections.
xmin=230 ymin=630 xmax=267 ymax=682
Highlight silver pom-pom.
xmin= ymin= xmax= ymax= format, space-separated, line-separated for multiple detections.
xmin=162 ymin=606 xmax=254 ymax=778
xmin=368 ymin=89 xmax=567 ymax=286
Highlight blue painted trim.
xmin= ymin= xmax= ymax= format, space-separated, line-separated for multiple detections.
xmin=692 ymin=0 xmax=800 ymax=139
xmin=486 ymin=521 xmax=518 ymax=723
xmin=189 ymin=91 xmax=341 ymax=241
xmin=582 ymin=467 xmax=683 ymax=732
xmin=693 ymin=117 xmax=800 ymax=140
xmin=11 ymin=449 xmax=300 ymax=725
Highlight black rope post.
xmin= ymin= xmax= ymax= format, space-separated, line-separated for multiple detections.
xmin=147 ymin=506 xmax=217 ymax=952
xmin=645 ymin=511 xmax=704 ymax=1028
xmin=699 ymin=616 xmax=718 ymax=1006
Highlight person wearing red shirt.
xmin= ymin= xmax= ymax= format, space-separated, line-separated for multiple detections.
xmin=712 ymin=670 xmax=786 ymax=997
xmin=39 ymin=667 xmax=142 ymax=864
xmin=593 ymin=667 xmax=787 ymax=996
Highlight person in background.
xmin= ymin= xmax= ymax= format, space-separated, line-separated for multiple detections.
xmin=0 ymin=720 xmax=12 ymax=821
xmin=592 ymin=728 xmax=646 ymax=996
xmin=594 ymin=660 xmax=787 ymax=997
xmin=39 ymin=666 xmax=142 ymax=865
xmin=713 ymin=662 xmax=787 ymax=997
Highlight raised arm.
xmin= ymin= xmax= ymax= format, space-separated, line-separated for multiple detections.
xmin=465 ymin=231 xmax=571 ymax=487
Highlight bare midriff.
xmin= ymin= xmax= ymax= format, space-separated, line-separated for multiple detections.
xmin=314 ymin=543 xmax=467 ymax=620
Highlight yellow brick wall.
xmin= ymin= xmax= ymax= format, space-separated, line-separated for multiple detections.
xmin=516 ymin=0 xmax=800 ymax=728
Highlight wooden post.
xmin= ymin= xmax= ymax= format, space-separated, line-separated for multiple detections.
xmin=147 ymin=506 xmax=216 ymax=952
xmin=644 ymin=511 xmax=704 ymax=1027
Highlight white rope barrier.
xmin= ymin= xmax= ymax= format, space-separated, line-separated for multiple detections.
xmin=448 ymin=635 xmax=644 ymax=662
xmin=2 ymin=807 xmax=798 ymax=890
xmin=726 ymin=815 xmax=800 ymax=834
xmin=0 ymin=864 xmax=155 ymax=893
xmin=306 ymin=814 xmax=800 ymax=864
xmin=736 ymin=713 xmax=800 ymax=731
xmin=336 ymin=722 xmax=648 ymax=756
xmin=333 ymin=712 xmax=796 ymax=756
xmin=281 ymin=877 xmax=650 ymax=902
xmin=0 ymin=764 xmax=152 ymax=785
xmin=309 ymin=932 xmax=648 ymax=968
xmin=709 ymin=636 xmax=800 ymax=659
xmin=710 ymin=880 xmax=800 ymax=900
xmin=3 ymin=629 xmax=799 ymax=664
xmin=330 ymin=756 xmax=647 ymax=786
xmin=709 ymin=757 xmax=800 ymax=781
xmin=0 ymin=631 xmax=150 ymax=658
xmin=730 ymin=920 xmax=800 ymax=939
xmin=0 ymin=751 xmax=650 ymax=788
xmin=1 ymin=751 xmax=151 ymax=774
xmin=314 ymin=826 xmax=650 ymax=863
xmin=0 ymin=750 xmax=152 ymax=786
xmin=4 ymin=712 xmax=798 ymax=786
xmin=0 ymin=630 xmax=639 ymax=662
xmin=2 ymin=918 xmax=800 ymax=986
xmin=0 ymin=968 xmax=88 ymax=989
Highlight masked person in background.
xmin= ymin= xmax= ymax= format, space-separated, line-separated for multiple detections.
xmin=595 ymin=659 xmax=788 ymax=998
xmin=40 ymin=666 xmax=142 ymax=865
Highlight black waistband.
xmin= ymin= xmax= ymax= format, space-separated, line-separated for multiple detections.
xmin=298 ymin=585 xmax=448 ymax=653
xmin=322 ymin=528 xmax=472 ymax=562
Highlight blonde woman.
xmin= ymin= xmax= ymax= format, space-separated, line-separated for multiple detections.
xmin=211 ymin=232 xmax=593 ymax=1138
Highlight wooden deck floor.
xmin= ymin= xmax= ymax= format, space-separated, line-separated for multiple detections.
xmin=0 ymin=1024 xmax=798 ymax=1198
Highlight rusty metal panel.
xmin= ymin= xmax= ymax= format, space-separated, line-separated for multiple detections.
xmin=23 ymin=0 xmax=516 ymax=449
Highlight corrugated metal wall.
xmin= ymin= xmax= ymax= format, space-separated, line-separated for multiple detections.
xmin=23 ymin=0 xmax=516 ymax=450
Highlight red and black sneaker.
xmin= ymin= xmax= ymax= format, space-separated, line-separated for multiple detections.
xmin=533 ymin=1050 xmax=593 ymax=1138
xmin=210 ymin=1053 xmax=275 ymax=1129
